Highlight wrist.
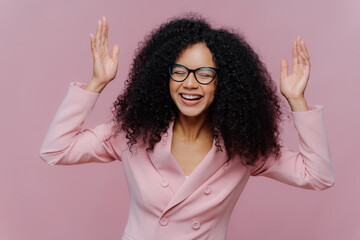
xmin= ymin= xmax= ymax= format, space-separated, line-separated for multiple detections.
xmin=286 ymin=97 xmax=308 ymax=112
xmin=85 ymin=77 xmax=108 ymax=93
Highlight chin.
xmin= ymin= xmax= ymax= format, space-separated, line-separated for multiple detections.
xmin=176 ymin=106 xmax=209 ymax=119
xmin=179 ymin=111 xmax=204 ymax=118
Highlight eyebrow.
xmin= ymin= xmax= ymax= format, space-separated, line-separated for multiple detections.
xmin=173 ymin=63 xmax=218 ymax=69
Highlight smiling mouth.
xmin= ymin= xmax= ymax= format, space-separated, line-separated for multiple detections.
xmin=180 ymin=94 xmax=203 ymax=100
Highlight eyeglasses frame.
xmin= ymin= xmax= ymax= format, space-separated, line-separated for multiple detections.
xmin=169 ymin=64 xmax=219 ymax=85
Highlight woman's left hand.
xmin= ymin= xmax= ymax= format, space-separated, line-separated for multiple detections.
xmin=280 ymin=36 xmax=310 ymax=111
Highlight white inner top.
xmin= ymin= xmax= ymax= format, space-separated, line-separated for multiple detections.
xmin=185 ymin=175 xmax=189 ymax=179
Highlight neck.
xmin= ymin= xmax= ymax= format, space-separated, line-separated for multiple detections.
xmin=173 ymin=112 xmax=212 ymax=142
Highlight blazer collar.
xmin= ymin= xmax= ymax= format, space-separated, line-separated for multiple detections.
xmin=148 ymin=120 xmax=229 ymax=216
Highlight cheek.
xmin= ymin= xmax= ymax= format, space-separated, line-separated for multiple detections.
xmin=205 ymin=85 xmax=216 ymax=102
xmin=209 ymin=92 xmax=215 ymax=105
xmin=169 ymin=80 xmax=178 ymax=100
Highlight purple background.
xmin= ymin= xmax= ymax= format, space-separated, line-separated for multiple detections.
xmin=1 ymin=0 xmax=359 ymax=239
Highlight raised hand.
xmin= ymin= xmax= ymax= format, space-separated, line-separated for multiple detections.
xmin=280 ymin=36 xmax=310 ymax=111
xmin=86 ymin=16 xmax=120 ymax=93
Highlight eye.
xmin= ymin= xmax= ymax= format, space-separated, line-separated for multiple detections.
xmin=197 ymin=68 xmax=215 ymax=79
xmin=199 ymin=73 xmax=211 ymax=77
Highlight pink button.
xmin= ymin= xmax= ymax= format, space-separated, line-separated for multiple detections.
xmin=159 ymin=217 xmax=169 ymax=226
xmin=160 ymin=179 xmax=168 ymax=187
xmin=192 ymin=220 xmax=200 ymax=230
xmin=203 ymin=185 xmax=211 ymax=195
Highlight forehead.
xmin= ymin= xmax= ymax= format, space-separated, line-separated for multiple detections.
xmin=175 ymin=42 xmax=216 ymax=69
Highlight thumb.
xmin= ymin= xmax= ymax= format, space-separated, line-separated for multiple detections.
xmin=280 ymin=59 xmax=288 ymax=80
xmin=112 ymin=44 xmax=120 ymax=61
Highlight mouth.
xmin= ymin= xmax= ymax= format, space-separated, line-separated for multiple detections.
xmin=179 ymin=93 xmax=203 ymax=101
xmin=178 ymin=93 xmax=203 ymax=106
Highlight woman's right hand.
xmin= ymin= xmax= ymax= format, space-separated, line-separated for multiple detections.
xmin=86 ymin=16 xmax=120 ymax=93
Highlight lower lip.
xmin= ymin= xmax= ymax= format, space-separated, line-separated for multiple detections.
xmin=179 ymin=94 xmax=203 ymax=106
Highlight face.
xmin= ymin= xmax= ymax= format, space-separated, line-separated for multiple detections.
xmin=169 ymin=42 xmax=217 ymax=119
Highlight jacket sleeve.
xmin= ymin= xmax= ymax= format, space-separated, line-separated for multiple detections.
xmin=39 ymin=82 xmax=120 ymax=165
xmin=250 ymin=105 xmax=335 ymax=190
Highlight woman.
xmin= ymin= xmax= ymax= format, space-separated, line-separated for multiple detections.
xmin=39 ymin=14 xmax=335 ymax=240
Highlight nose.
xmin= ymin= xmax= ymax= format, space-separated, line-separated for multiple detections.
xmin=183 ymin=72 xmax=199 ymax=89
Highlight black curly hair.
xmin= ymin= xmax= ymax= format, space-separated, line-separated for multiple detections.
xmin=111 ymin=13 xmax=282 ymax=166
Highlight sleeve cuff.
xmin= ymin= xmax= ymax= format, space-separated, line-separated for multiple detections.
xmin=70 ymin=82 xmax=101 ymax=96
xmin=65 ymin=82 xmax=100 ymax=115
xmin=291 ymin=105 xmax=325 ymax=134
xmin=291 ymin=105 xmax=323 ymax=113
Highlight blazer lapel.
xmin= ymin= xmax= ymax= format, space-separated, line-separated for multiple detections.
xmin=148 ymin=120 xmax=229 ymax=216
xmin=148 ymin=121 xmax=185 ymax=193
xmin=161 ymin=139 xmax=228 ymax=216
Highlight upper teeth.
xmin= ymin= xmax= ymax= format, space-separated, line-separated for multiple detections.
xmin=181 ymin=94 xmax=202 ymax=100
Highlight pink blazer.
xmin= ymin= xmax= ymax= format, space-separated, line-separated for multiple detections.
xmin=39 ymin=82 xmax=335 ymax=240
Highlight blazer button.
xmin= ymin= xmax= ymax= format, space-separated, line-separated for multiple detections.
xmin=203 ymin=185 xmax=211 ymax=195
xmin=191 ymin=220 xmax=201 ymax=230
xmin=159 ymin=217 xmax=169 ymax=226
xmin=160 ymin=179 xmax=169 ymax=188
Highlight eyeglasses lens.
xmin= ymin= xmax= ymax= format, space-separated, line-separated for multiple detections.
xmin=170 ymin=66 xmax=216 ymax=84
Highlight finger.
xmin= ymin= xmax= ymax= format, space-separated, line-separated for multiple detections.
xmin=298 ymin=45 xmax=309 ymax=65
xmin=300 ymin=39 xmax=310 ymax=60
xmin=104 ymin=17 xmax=109 ymax=56
xmin=101 ymin=16 xmax=106 ymax=47
xmin=280 ymin=59 xmax=288 ymax=80
xmin=90 ymin=33 xmax=95 ymax=53
xmin=90 ymin=33 xmax=100 ymax=60
xmin=292 ymin=39 xmax=298 ymax=66
xmin=297 ymin=38 xmax=310 ymax=66
xmin=112 ymin=43 xmax=120 ymax=60
xmin=96 ymin=20 xmax=102 ymax=49
xmin=296 ymin=36 xmax=305 ymax=65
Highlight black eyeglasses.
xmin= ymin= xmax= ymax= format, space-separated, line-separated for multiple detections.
xmin=169 ymin=64 xmax=219 ymax=85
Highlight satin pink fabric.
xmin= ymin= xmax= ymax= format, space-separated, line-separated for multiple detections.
xmin=39 ymin=82 xmax=335 ymax=240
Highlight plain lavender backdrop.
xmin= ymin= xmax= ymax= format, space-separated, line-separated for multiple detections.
xmin=1 ymin=0 xmax=359 ymax=239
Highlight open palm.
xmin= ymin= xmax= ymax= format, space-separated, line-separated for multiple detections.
xmin=280 ymin=36 xmax=310 ymax=101
xmin=90 ymin=16 xmax=120 ymax=85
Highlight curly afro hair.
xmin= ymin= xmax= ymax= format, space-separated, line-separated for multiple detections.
xmin=111 ymin=13 xmax=282 ymax=166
